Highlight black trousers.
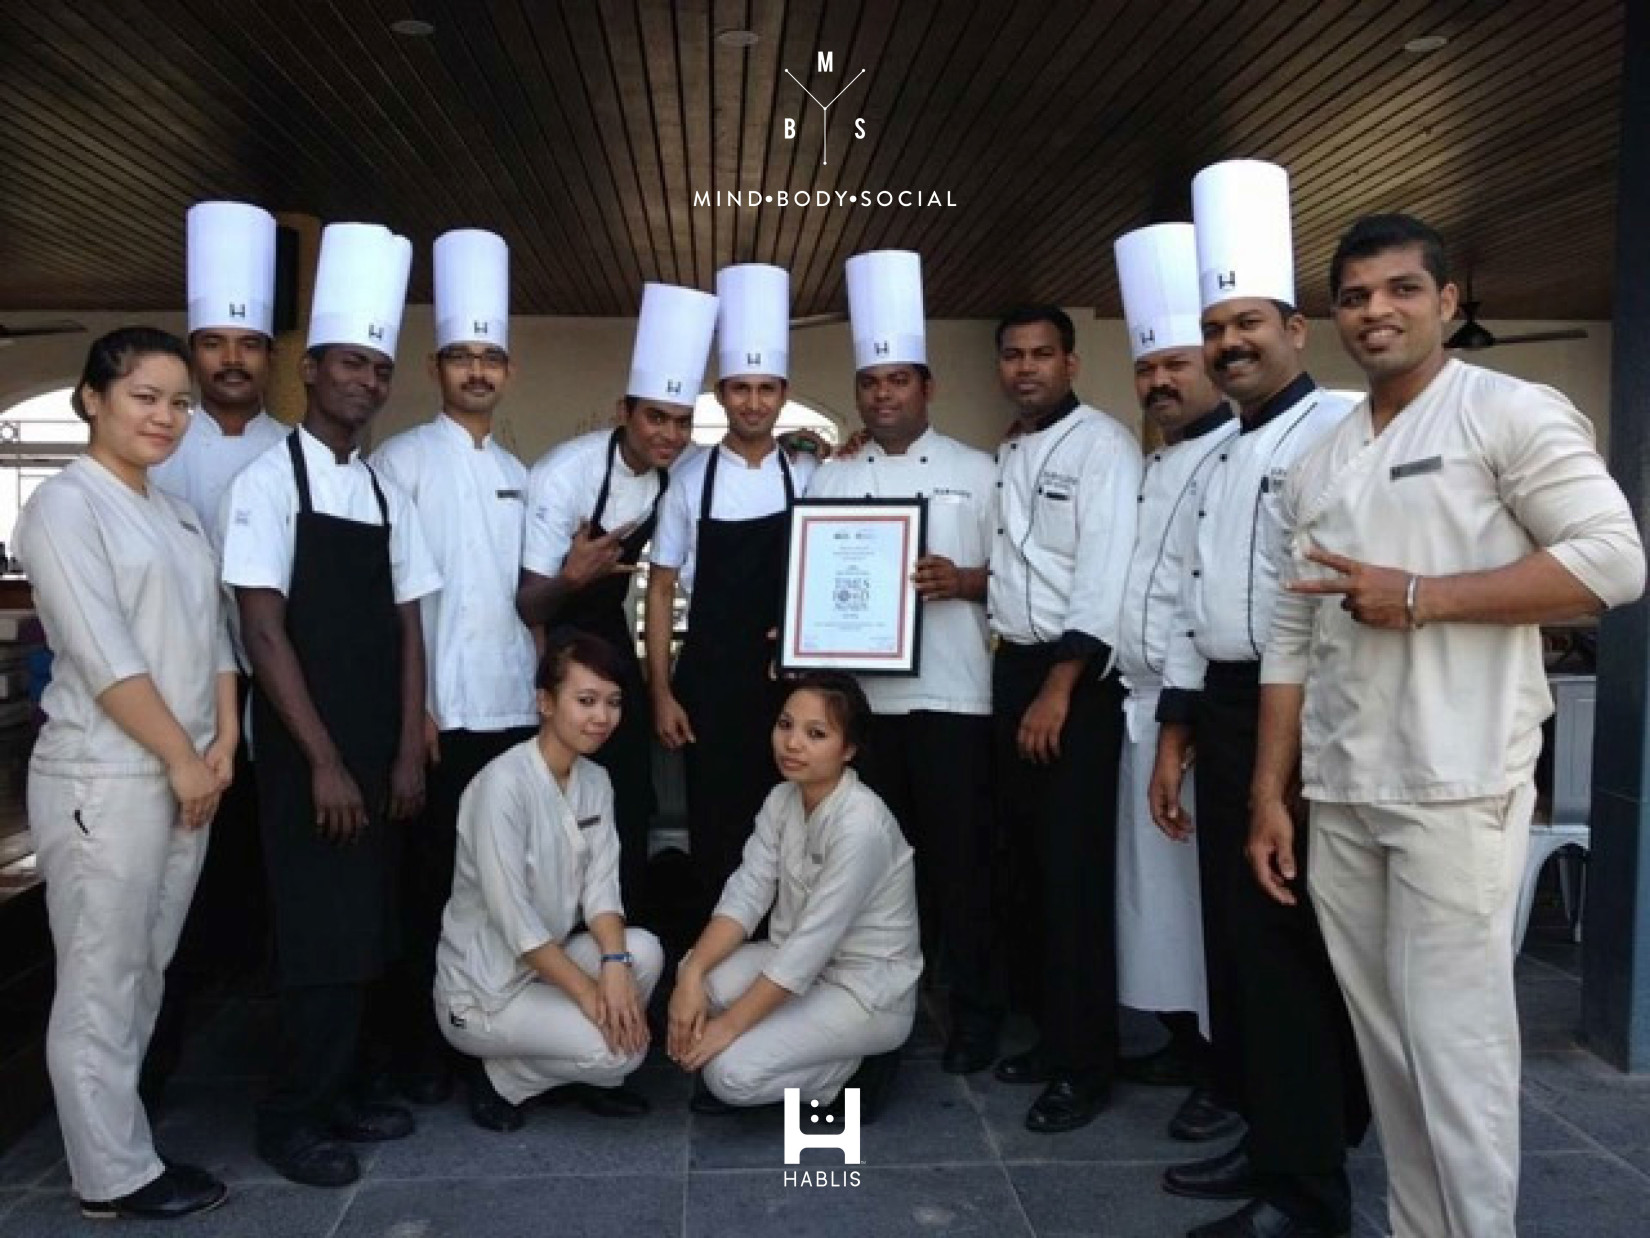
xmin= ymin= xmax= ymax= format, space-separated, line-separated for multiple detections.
xmin=1196 ymin=661 xmax=1370 ymax=1228
xmin=992 ymin=643 xmax=1125 ymax=1075
xmin=385 ymin=725 xmax=534 ymax=1072
xmin=256 ymin=983 xmax=366 ymax=1146
xmin=858 ymin=710 xmax=1000 ymax=1028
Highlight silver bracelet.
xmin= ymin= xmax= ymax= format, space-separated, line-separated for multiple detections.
xmin=1404 ymin=574 xmax=1424 ymax=629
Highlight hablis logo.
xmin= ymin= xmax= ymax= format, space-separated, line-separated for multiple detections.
xmin=1217 ymin=271 xmax=1238 ymax=290
xmin=873 ymin=340 xmax=890 ymax=356
xmin=228 ymin=303 xmax=247 ymax=319
xmin=666 ymin=379 xmax=683 ymax=395
xmin=367 ymin=324 xmax=385 ymax=341
xmin=474 ymin=320 xmax=490 ymax=335
xmin=783 ymin=1088 xmax=861 ymax=1165
xmin=1138 ymin=329 xmax=1155 ymax=347
xmin=746 ymin=351 xmax=763 ymax=366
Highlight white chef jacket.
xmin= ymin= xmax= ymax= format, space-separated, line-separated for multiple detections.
xmin=435 ymin=741 xmax=624 ymax=1015
xmin=371 ymin=414 xmax=537 ymax=732
xmin=988 ymin=401 xmax=1142 ymax=656
xmin=1163 ymin=380 xmax=1352 ymax=691
xmin=651 ymin=442 xmax=818 ymax=595
xmin=807 ymin=427 xmax=995 ymax=716
xmin=18 ymin=457 xmax=236 ymax=775
xmin=1117 ymin=412 xmax=1239 ymax=728
xmin=521 ymin=427 xmax=669 ymax=577
xmin=713 ymin=769 xmax=922 ymax=1015
xmin=150 ymin=407 xmax=289 ymax=548
xmin=1263 ymin=359 xmax=1644 ymax=803
xmin=219 ymin=426 xmax=441 ymax=605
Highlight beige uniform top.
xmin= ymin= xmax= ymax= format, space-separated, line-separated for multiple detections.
xmin=18 ymin=457 xmax=235 ymax=775
xmin=713 ymin=769 xmax=922 ymax=1015
xmin=435 ymin=740 xmax=624 ymax=1015
xmin=1262 ymin=359 xmax=1645 ymax=803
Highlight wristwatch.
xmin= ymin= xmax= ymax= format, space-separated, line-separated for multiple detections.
xmin=600 ymin=951 xmax=634 ymax=967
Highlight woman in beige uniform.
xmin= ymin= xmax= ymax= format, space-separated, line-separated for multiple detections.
xmin=18 ymin=328 xmax=238 ymax=1220
xmin=668 ymin=673 xmax=921 ymax=1118
xmin=434 ymin=629 xmax=662 ymax=1132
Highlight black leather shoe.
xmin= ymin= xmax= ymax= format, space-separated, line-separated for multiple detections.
xmin=941 ymin=1035 xmax=997 ymax=1075
xmin=568 ymin=1081 xmax=651 ymax=1118
xmin=1187 ymin=1198 xmax=1347 ymax=1237
xmin=330 ymin=1100 xmax=415 ymax=1143
xmin=81 ymin=1166 xmax=229 ymax=1219
xmin=994 ymin=1044 xmax=1053 ymax=1086
xmin=468 ymin=1065 xmax=526 ymax=1132
xmin=1118 ymin=1040 xmax=1208 ymax=1087
xmin=689 ymin=1077 xmax=736 ymax=1116
xmin=256 ymin=1133 xmax=361 ymax=1188
xmin=1162 ymin=1144 xmax=1257 ymax=1200
xmin=1170 ymin=1088 xmax=1245 ymax=1142
xmin=1024 ymin=1072 xmax=1109 ymax=1133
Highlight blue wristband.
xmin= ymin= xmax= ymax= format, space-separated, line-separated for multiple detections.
xmin=600 ymin=951 xmax=634 ymax=966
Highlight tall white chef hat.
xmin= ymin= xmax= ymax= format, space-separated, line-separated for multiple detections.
xmin=1191 ymin=159 xmax=1295 ymax=310
xmin=716 ymin=264 xmax=790 ymax=381
xmin=846 ymin=249 xmax=926 ymax=370
xmin=627 ymin=283 xmax=719 ymax=405
xmin=434 ymin=228 xmax=510 ymax=352
xmin=306 ymin=223 xmax=414 ymax=357
xmin=1114 ymin=223 xmax=1203 ymax=361
xmin=187 ymin=201 xmax=277 ymax=337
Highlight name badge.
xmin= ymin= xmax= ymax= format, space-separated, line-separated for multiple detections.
xmin=1390 ymin=456 xmax=1443 ymax=481
xmin=576 ymin=814 xmax=601 ymax=830
xmin=178 ymin=518 xmax=202 ymax=537
xmin=497 ymin=488 xmax=524 ymax=501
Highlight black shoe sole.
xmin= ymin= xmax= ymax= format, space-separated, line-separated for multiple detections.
xmin=81 ymin=1185 xmax=228 ymax=1221
xmin=1161 ymin=1176 xmax=1259 ymax=1201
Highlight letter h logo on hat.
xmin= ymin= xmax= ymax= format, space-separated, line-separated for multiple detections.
xmin=368 ymin=324 xmax=385 ymax=342
xmin=666 ymin=379 xmax=683 ymax=395
xmin=1138 ymin=329 xmax=1155 ymax=348
xmin=782 ymin=1088 xmax=861 ymax=1165
xmin=473 ymin=320 xmax=491 ymax=335
xmin=746 ymin=351 xmax=763 ymax=366
xmin=228 ymin=303 xmax=247 ymax=319
xmin=1216 ymin=270 xmax=1238 ymax=291
xmin=873 ymin=340 xmax=890 ymax=356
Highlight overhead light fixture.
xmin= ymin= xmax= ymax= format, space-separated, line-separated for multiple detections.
xmin=716 ymin=29 xmax=760 ymax=48
xmin=1404 ymin=34 xmax=1450 ymax=53
xmin=389 ymin=18 xmax=435 ymax=37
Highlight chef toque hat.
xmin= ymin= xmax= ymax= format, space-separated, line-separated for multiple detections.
xmin=716 ymin=264 xmax=791 ymax=381
xmin=1191 ymin=159 xmax=1295 ymax=310
xmin=1114 ymin=223 xmax=1204 ymax=361
xmin=846 ymin=250 xmax=926 ymax=370
xmin=627 ymin=283 xmax=719 ymax=404
xmin=306 ymin=223 xmax=414 ymax=357
xmin=434 ymin=228 xmax=510 ymax=351
xmin=187 ymin=201 xmax=277 ymax=336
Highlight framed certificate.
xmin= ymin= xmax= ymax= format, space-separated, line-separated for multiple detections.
xmin=778 ymin=498 xmax=926 ymax=676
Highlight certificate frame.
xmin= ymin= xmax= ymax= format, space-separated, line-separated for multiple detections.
xmin=777 ymin=498 xmax=926 ymax=676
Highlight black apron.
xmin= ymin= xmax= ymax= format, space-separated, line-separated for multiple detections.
xmin=672 ymin=445 xmax=794 ymax=905
xmin=254 ymin=432 xmax=403 ymax=988
xmin=556 ymin=428 xmax=667 ymax=911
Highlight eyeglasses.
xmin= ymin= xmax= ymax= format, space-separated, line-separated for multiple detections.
xmin=438 ymin=347 xmax=509 ymax=370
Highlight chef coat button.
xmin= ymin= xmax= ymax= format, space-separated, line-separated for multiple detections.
xmin=1219 ymin=453 xmax=1228 ymax=462
xmin=996 ymin=528 xmax=1004 ymax=535
xmin=1192 ymin=569 xmax=1201 ymax=578
xmin=996 ymin=481 xmax=1003 ymax=488
xmin=920 ymin=456 xmax=929 ymax=464
xmin=1197 ymin=510 xmax=1206 ymax=518
xmin=1137 ymin=495 xmax=1144 ymax=503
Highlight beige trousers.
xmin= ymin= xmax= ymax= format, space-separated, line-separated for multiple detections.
xmin=437 ymin=928 xmax=663 ymax=1106
xmin=1309 ymin=784 xmax=1533 ymax=1238
xmin=700 ymin=941 xmax=912 ymax=1107
xmin=29 ymin=766 xmax=209 ymax=1201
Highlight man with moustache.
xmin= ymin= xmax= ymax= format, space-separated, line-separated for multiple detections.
xmin=987 ymin=305 xmax=1140 ymax=1133
xmin=806 ymin=251 xmax=1000 ymax=1074
xmin=647 ymin=266 xmax=816 ymax=917
xmin=1150 ymin=161 xmax=1366 ymax=1238
xmin=1110 ymin=225 xmax=1238 ymax=1137
xmin=519 ymin=283 xmax=708 ymax=925
xmin=1252 ymin=214 xmax=1642 ymax=1238
xmin=369 ymin=230 xmax=538 ymax=1105
xmin=222 ymin=224 xmax=441 ymax=1188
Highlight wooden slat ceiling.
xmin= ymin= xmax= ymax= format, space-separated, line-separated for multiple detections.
xmin=0 ymin=0 xmax=1623 ymax=318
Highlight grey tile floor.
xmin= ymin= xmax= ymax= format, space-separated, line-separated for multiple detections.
xmin=1 ymin=933 xmax=1647 ymax=1236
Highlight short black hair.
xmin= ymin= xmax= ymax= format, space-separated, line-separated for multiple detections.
xmin=1329 ymin=214 xmax=1449 ymax=298
xmin=535 ymin=627 xmax=629 ymax=695
xmin=72 ymin=326 xmax=191 ymax=422
xmin=784 ymin=672 xmax=872 ymax=751
xmin=995 ymin=305 xmax=1076 ymax=353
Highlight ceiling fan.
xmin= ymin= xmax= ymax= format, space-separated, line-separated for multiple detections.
xmin=1446 ymin=300 xmax=1586 ymax=351
xmin=0 ymin=319 xmax=86 ymax=342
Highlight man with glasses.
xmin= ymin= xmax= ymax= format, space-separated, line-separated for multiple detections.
xmin=369 ymin=229 xmax=538 ymax=1107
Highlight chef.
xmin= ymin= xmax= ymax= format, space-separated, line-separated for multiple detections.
xmin=518 ymin=282 xmax=710 ymax=916
xmin=370 ymin=228 xmax=539 ymax=1105
xmin=1252 ymin=213 xmax=1643 ymax=1238
xmin=145 ymin=200 xmax=288 ymax=1103
xmin=987 ymin=304 xmax=1141 ymax=1134
xmin=1150 ymin=160 xmax=1367 ymax=1238
xmin=806 ymin=249 xmax=999 ymax=1076
xmin=222 ymin=222 xmax=441 ymax=1190
xmin=152 ymin=201 xmax=289 ymax=538
xmin=1110 ymin=223 xmax=1235 ymax=1134
xmin=647 ymin=265 xmax=818 ymax=915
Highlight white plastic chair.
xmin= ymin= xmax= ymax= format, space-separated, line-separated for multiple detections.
xmin=1513 ymin=821 xmax=1588 ymax=953
xmin=1515 ymin=674 xmax=1595 ymax=953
